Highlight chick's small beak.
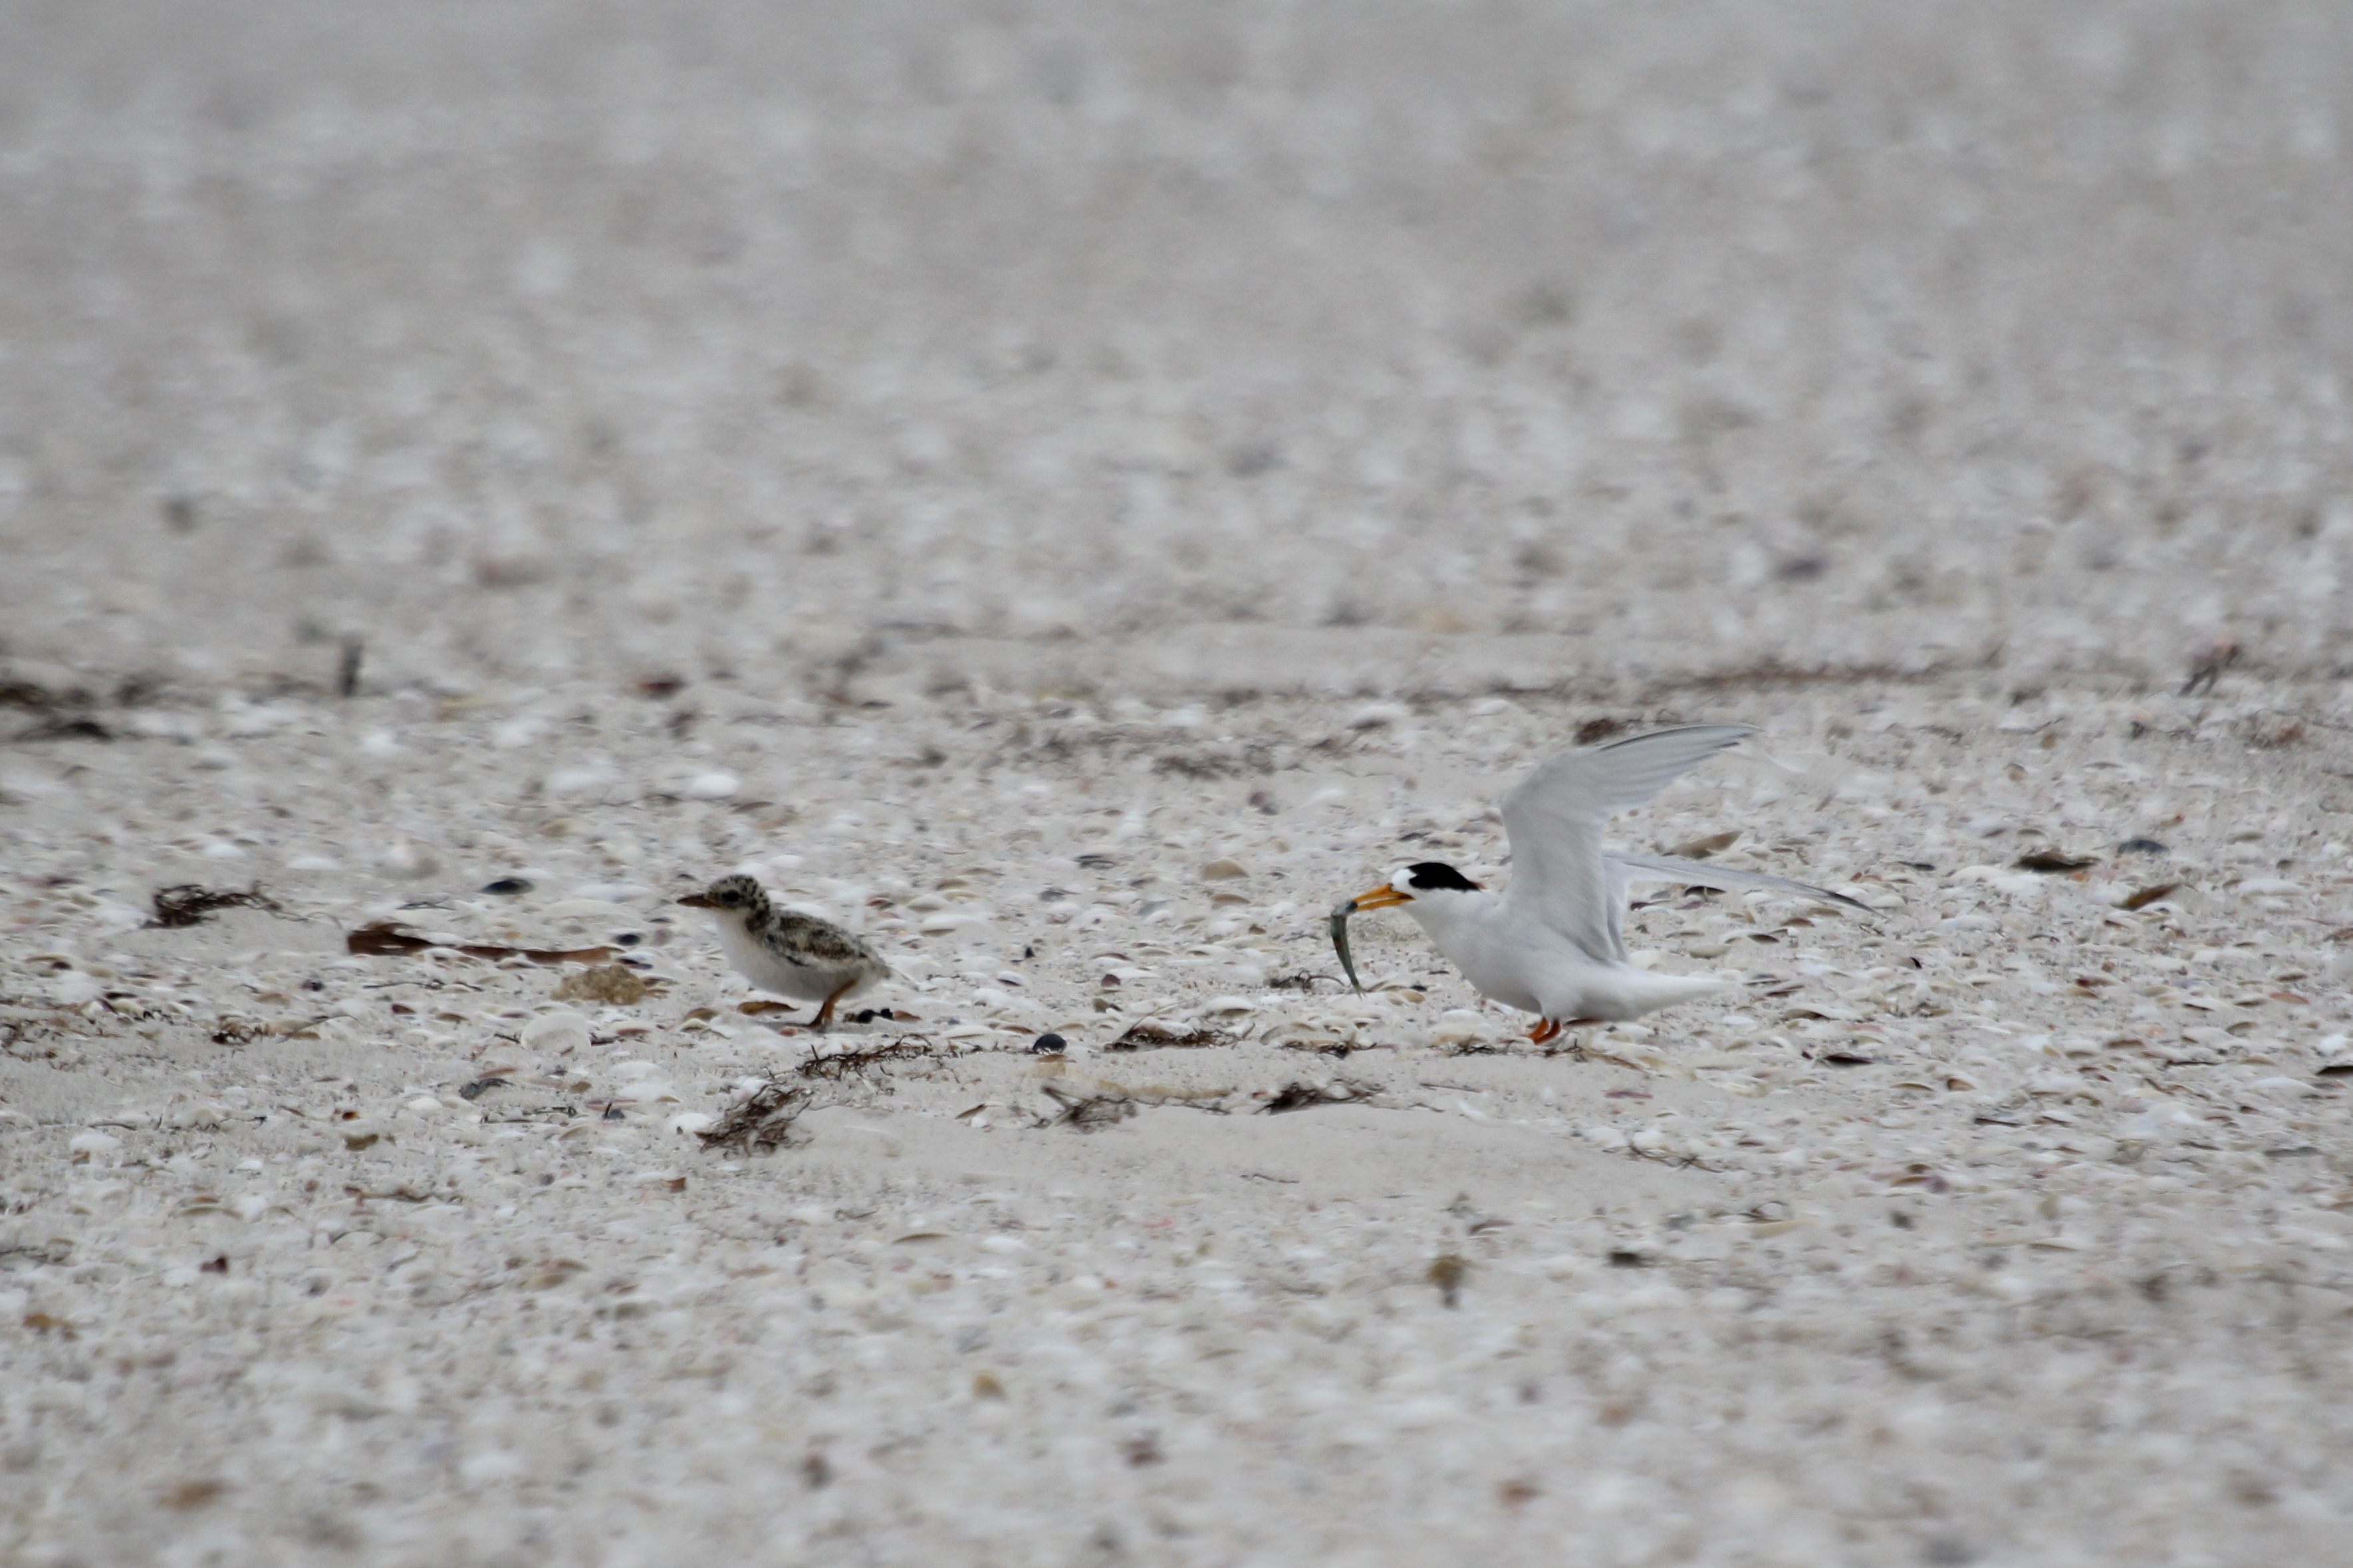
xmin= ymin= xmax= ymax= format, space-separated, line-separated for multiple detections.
xmin=676 ymin=892 xmax=716 ymax=909
xmin=1348 ymin=883 xmax=1412 ymax=911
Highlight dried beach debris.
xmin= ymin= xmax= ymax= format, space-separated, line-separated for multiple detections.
xmin=631 ymin=671 xmax=687 ymax=700
xmin=157 ymin=1478 xmax=228 ymax=1512
xmin=1574 ymin=717 xmax=1628 ymax=744
xmin=1274 ymin=1029 xmax=1354 ymax=1056
xmin=2119 ymin=883 xmax=2181 ymax=911
xmin=149 ymin=884 xmax=283 ymax=928
xmin=797 ymin=1042 xmax=939 ymax=1081
xmin=0 ymin=661 xmax=163 ymax=741
xmin=1261 ymin=1079 xmax=1377 ymax=1113
xmin=1427 ymin=1252 xmax=1468 ymax=1308
xmin=2013 ymin=850 xmax=2098 ymax=873
xmin=551 ymin=964 xmax=656 ymax=1004
xmin=1441 ymin=1037 xmax=1512 ymax=1057
xmin=2239 ymin=713 xmax=2306 ymax=749
xmin=345 ymin=921 xmax=611 ymax=965
xmin=1041 ymin=1081 xmax=1138 ymax=1129
xmin=1104 ymin=1021 xmax=1235 ymax=1051
xmin=695 ymin=1081 xmax=814 ymax=1153
xmin=14 ymin=714 xmax=112 ymax=742
xmin=1666 ymin=829 xmax=1741 ymax=859
xmin=0 ymin=659 xmax=96 ymax=710
xmin=208 ymin=1015 xmax=326 ymax=1044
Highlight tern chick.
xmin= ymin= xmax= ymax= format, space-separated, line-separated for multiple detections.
xmin=679 ymin=874 xmax=892 ymax=1030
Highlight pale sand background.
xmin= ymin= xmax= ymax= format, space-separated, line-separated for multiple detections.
xmin=4 ymin=3 xmax=2353 ymax=1564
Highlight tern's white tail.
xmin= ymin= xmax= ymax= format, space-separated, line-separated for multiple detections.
xmin=1552 ymin=968 xmax=1736 ymax=1024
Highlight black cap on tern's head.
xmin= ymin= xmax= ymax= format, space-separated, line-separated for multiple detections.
xmin=1344 ymin=860 xmax=1484 ymax=913
xmin=1400 ymin=861 xmax=1483 ymax=894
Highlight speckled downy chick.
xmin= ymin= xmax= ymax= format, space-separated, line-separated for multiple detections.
xmin=678 ymin=874 xmax=892 ymax=1030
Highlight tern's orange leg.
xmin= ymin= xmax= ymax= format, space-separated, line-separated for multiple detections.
xmin=811 ymin=979 xmax=860 ymax=1031
xmin=1528 ymin=1018 xmax=1562 ymax=1046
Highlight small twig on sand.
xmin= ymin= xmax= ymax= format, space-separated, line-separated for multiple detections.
xmin=696 ymin=1081 xmax=815 ymax=1154
xmin=149 ymin=885 xmax=282 ymax=929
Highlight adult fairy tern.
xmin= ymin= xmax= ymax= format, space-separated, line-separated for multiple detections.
xmin=1338 ymin=724 xmax=1866 ymax=1042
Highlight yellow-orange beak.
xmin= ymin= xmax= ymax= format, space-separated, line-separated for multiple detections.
xmin=1347 ymin=883 xmax=1413 ymax=911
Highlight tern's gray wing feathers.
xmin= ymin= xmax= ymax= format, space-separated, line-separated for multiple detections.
xmin=1600 ymin=851 xmax=1868 ymax=956
xmin=1609 ymin=848 xmax=1866 ymax=920
xmin=1498 ymin=725 xmax=1757 ymax=963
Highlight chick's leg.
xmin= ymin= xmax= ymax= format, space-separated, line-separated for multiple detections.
xmin=812 ymin=978 xmax=860 ymax=1032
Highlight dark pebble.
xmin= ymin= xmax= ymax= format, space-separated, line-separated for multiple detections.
xmin=481 ymin=877 xmax=533 ymax=895
xmin=1031 ymin=1032 xmax=1068 ymax=1055
xmin=2117 ymin=838 xmax=2168 ymax=855
xmin=602 ymin=1105 xmax=626 ymax=1121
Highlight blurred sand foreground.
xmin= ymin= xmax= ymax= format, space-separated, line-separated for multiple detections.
xmin=3 ymin=3 xmax=2352 ymax=1563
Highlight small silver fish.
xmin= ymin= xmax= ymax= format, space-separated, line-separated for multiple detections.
xmin=1328 ymin=901 xmax=1364 ymax=994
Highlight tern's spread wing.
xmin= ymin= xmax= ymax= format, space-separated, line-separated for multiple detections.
xmin=1499 ymin=725 xmax=1755 ymax=962
xmin=1604 ymin=851 xmax=1868 ymax=951
xmin=1607 ymin=853 xmax=1870 ymax=909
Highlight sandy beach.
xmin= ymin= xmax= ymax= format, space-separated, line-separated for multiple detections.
xmin=4 ymin=3 xmax=2352 ymax=1563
